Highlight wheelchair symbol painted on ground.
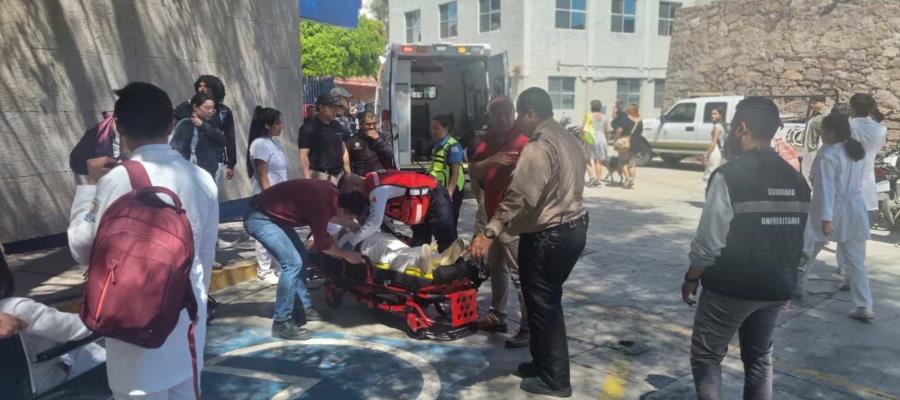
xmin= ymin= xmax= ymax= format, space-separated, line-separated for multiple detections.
xmin=202 ymin=337 xmax=441 ymax=400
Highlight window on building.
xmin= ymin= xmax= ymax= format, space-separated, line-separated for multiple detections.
xmin=665 ymin=102 xmax=697 ymax=123
xmin=405 ymin=10 xmax=421 ymax=43
xmin=479 ymin=0 xmax=501 ymax=32
xmin=440 ymin=2 xmax=458 ymax=38
xmin=411 ymin=85 xmax=438 ymax=100
xmin=549 ymin=77 xmax=576 ymax=110
xmin=654 ymin=80 xmax=666 ymax=108
xmin=555 ymin=0 xmax=586 ymax=30
xmin=617 ymin=79 xmax=642 ymax=108
xmin=703 ymin=102 xmax=728 ymax=123
xmin=659 ymin=2 xmax=681 ymax=36
xmin=611 ymin=0 xmax=636 ymax=33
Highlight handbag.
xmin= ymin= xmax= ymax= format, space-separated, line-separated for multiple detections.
xmin=613 ymin=120 xmax=639 ymax=152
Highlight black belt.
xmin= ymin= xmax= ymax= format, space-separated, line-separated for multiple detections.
xmin=552 ymin=214 xmax=589 ymax=231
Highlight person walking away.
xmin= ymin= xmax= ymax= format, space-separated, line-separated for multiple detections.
xmin=470 ymin=87 xmax=588 ymax=397
xmin=580 ymin=110 xmax=599 ymax=187
xmin=614 ymin=104 xmax=643 ymax=189
xmin=346 ymin=111 xmax=395 ymax=175
xmin=428 ymin=114 xmax=466 ymax=228
xmin=681 ymin=97 xmax=810 ymax=400
xmin=68 ymin=82 xmax=219 ymax=399
xmin=338 ymin=171 xmax=458 ymax=252
xmin=589 ymin=100 xmax=610 ymax=186
xmin=174 ymin=75 xmax=237 ymax=182
xmin=797 ymin=114 xmax=875 ymax=319
xmin=298 ymin=94 xmax=351 ymax=184
xmin=244 ymin=179 xmax=367 ymax=339
xmin=703 ymin=108 xmax=726 ymax=182
xmin=0 ymin=249 xmax=106 ymax=395
xmin=849 ymin=93 xmax=888 ymax=213
xmin=469 ymin=96 xmax=531 ymax=348
xmin=170 ymin=93 xmax=227 ymax=178
xmin=247 ymin=107 xmax=289 ymax=285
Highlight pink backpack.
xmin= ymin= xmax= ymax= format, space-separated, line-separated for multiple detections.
xmin=80 ymin=160 xmax=199 ymax=396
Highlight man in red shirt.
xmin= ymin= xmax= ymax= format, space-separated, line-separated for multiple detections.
xmin=470 ymin=96 xmax=531 ymax=348
xmin=244 ymin=179 xmax=368 ymax=340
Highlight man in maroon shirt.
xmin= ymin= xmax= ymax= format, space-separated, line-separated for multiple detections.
xmin=469 ymin=96 xmax=531 ymax=348
xmin=244 ymin=179 xmax=368 ymax=340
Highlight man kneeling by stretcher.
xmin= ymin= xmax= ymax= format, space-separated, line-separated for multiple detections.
xmin=339 ymin=170 xmax=459 ymax=252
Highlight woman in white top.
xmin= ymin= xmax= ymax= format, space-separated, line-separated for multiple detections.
xmin=247 ymin=106 xmax=289 ymax=284
xmin=798 ymin=113 xmax=874 ymax=320
xmin=703 ymin=108 xmax=725 ymax=182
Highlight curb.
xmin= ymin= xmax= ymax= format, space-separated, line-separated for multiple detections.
xmin=52 ymin=258 xmax=260 ymax=313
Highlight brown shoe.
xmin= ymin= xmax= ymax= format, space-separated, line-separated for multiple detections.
xmin=476 ymin=310 xmax=508 ymax=333
xmin=505 ymin=329 xmax=530 ymax=348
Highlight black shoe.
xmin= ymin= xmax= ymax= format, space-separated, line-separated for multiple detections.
xmin=304 ymin=308 xmax=322 ymax=322
xmin=516 ymin=362 xmax=539 ymax=377
xmin=272 ymin=320 xmax=312 ymax=341
xmin=520 ymin=376 xmax=572 ymax=398
xmin=505 ymin=330 xmax=530 ymax=348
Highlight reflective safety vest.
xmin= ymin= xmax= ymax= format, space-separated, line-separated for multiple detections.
xmin=365 ymin=170 xmax=438 ymax=226
xmin=428 ymin=136 xmax=465 ymax=191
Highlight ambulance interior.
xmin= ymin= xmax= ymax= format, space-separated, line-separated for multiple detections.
xmin=408 ymin=58 xmax=491 ymax=162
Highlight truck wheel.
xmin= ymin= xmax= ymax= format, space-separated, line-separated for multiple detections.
xmin=880 ymin=197 xmax=900 ymax=231
xmin=634 ymin=139 xmax=653 ymax=167
xmin=661 ymin=155 xmax=684 ymax=165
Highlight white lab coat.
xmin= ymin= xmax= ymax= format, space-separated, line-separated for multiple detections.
xmin=0 ymin=297 xmax=106 ymax=395
xmin=850 ymin=117 xmax=887 ymax=210
xmin=67 ymin=144 xmax=218 ymax=394
xmin=805 ymin=143 xmax=870 ymax=245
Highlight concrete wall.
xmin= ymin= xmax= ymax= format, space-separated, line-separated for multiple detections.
xmin=389 ymin=0 xmax=697 ymax=120
xmin=666 ymin=0 xmax=900 ymax=143
xmin=0 ymin=0 xmax=303 ymax=243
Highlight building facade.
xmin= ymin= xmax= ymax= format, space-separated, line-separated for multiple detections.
xmin=389 ymin=0 xmax=709 ymax=119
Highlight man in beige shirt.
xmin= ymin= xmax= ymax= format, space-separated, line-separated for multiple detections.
xmin=470 ymin=87 xmax=588 ymax=398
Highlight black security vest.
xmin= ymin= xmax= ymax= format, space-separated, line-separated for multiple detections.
xmin=701 ymin=150 xmax=811 ymax=301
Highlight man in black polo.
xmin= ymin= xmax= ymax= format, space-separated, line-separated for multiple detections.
xmin=298 ymin=94 xmax=351 ymax=184
xmin=681 ymin=97 xmax=810 ymax=400
xmin=346 ymin=111 xmax=394 ymax=175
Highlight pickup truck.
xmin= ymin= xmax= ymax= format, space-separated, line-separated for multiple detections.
xmin=641 ymin=95 xmax=815 ymax=166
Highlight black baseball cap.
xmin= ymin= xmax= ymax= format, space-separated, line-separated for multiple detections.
xmin=316 ymin=94 xmax=341 ymax=106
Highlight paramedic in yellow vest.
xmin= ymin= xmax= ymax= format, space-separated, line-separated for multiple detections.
xmin=429 ymin=114 xmax=466 ymax=229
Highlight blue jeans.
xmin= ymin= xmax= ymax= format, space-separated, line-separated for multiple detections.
xmin=243 ymin=210 xmax=311 ymax=323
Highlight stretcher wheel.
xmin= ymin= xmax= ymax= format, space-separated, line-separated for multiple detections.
xmin=405 ymin=324 xmax=428 ymax=340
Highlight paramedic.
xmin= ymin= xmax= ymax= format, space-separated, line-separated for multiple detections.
xmin=428 ymin=114 xmax=465 ymax=228
xmin=470 ymin=87 xmax=588 ymax=398
xmin=245 ymin=179 xmax=368 ymax=340
xmin=339 ymin=171 xmax=458 ymax=253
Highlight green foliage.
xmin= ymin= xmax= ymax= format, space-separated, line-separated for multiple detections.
xmin=369 ymin=0 xmax=389 ymax=26
xmin=301 ymin=16 xmax=386 ymax=78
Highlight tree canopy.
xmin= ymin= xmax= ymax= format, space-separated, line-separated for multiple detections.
xmin=300 ymin=16 xmax=385 ymax=78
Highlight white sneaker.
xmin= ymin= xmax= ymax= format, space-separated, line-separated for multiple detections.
xmin=217 ymin=239 xmax=234 ymax=249
xmin=258 ymin=272 xmax=280 ymax=285
xmin=849 ymin=307 xmax=875 ymax=321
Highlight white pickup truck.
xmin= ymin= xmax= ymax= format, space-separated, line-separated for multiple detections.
xmin=641 ymin=95 xmax=816 ymax=166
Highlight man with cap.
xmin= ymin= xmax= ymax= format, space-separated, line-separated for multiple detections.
xmin=805 ymin=95 xmax=829 ymax=153
xmin=298 ymin=94 xmax=351 ymax=184
xmin=330 ymin=86 xmax=356 ymax=139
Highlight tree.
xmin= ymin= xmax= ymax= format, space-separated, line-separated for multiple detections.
xmin=369 ymin=0 xmax=389 ymax=30
xmin=301 ymin=16 xmax=386 ymax=78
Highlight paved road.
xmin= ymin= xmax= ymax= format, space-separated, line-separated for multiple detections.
xmin=206 ymin=161 xmax=900 ymax=399
xmin=11 ymin=161 xmax=898 ymax=399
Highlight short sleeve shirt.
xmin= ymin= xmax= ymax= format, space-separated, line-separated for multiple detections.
xmin=434 ymin=136 xmax=464 ymax=164
xmin=249 ymin=137 xmax=288 ymax=195
xmin=297 ymin=119 xmax=345 ymax=172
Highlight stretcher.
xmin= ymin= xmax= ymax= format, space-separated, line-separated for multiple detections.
xmin=310 ymin=232 xmax=488 ymax=340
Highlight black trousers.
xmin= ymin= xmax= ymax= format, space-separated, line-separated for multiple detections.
xmin=410 ymin=184 xmax=459 ymax=253
xmin=519 ymin=215 xmax=588 ymax=391
xmin=450 ymin=187 xmax=464 ymax=230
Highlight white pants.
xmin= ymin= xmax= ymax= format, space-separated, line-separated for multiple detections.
xmin=799 ymin=240 xmax=873 ymax=308
xmin=255 ymin=239 xmax=280 ymax=276
xmin=113 ymin=378 xmax=194 ymax=400
xmin=703 ymin=147 xmax=722 ymax=181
